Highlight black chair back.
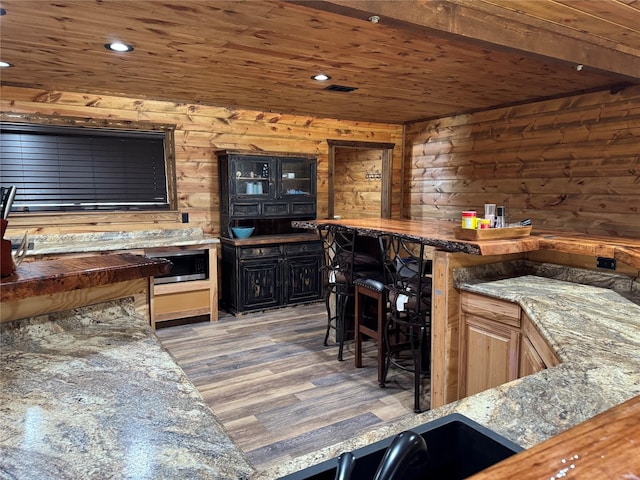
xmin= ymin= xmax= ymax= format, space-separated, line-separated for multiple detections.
xmin=379 ymin=234 xmax=432 ymax=321
xmin=319 ymin=224 xmax=357 ymax=286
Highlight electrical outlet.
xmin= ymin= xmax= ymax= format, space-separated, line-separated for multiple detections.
xmin=596 ymin=257 xmax=616 ymax=270
xmin=181 ymin=212 xmax=189 ymax=223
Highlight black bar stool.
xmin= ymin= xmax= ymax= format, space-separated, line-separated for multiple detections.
xmin=318 ymin=224 xmax=382 ymax=361
xmin=378 ymin=233 xmax=433 ymax=413
xmin=354 ymin=277 xmax=387 ymax=384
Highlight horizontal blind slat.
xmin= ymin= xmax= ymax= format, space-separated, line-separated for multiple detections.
xmin=0 ymin=123 xmax=169 ymax=213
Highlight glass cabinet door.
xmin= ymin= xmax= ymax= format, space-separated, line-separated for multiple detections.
xmin=280 ymin=159 xmax=315 ymax=197
xmin=232 ymin=157 xmax=272 ymax=196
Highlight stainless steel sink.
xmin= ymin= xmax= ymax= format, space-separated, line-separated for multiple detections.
xmin=279 ymin=413 xmax=523 ymax=480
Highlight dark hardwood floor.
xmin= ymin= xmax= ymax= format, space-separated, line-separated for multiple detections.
xmin=155 ymin=303 xmax=428 ymax=472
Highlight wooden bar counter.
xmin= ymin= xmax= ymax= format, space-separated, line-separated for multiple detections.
xmin=294 ymin=218 xmax=640 ymax=408
xmin=0 ymin=253 xmax=170 ymax=323
xmin=293 ymin=218 xmax=640 ymax=266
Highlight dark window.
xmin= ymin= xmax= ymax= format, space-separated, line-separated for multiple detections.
xmin=0 ymin=122 xmax=170 ymax=213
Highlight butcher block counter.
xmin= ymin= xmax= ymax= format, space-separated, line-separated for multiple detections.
xmin=6 ymin=228 xmax=222 ymax=327
xmin=0 ymin=253 xmax=170 ymax=323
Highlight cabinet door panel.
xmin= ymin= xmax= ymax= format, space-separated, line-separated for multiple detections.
xmin=522 ymin=312 xmax=560 ymax=369
xmin=230 ymin=156 xmax=273 ymax=198
xmin=460 ymin=315 xmax=520 ymax=398
xmin=240 ymin=259 xmax=280 ymax=310
xmin=286 ymin=255 xmax=323 ymax=304
xmin=520 ymin=336 xmax=546 ymax=377
xmin=279 ymin=158 xmax=316 ymax=198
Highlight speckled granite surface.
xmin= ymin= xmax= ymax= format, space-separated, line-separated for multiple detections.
xmin=9 ymin=228 xmax=219 ymax=256
xmin=0 ymin=298 xmax=254 ymax=480
xmin=3 ymin=260 xmax=639 ymax=479
xmin=256 ymin=271 xmax=640 ymax=479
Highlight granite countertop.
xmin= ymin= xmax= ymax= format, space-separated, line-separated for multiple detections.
xmin=10 ymin=228 xmax=220 ymax=256
xmin=3 ymin=260 xmax=639 ymax=479
xmin=256 ymin=271 xmax=640 ymax=479
xmin=0 ymin=298 xmax=254 ymax=479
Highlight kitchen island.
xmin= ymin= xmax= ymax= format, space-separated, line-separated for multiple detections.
xmin=294 ymin=218 xmax=640 ymax=406
xmin=260 ymin=217 xmax=640 ymax=478
xmin=3 ymin=231 xmax=639 ymax=479
xmin=258 ymin=271 xmax=640 ymax=479
xmin=8 ymin=228 xmax=221 ymax=327
xmin=0 ymin=254 xmax=254 ymax=479
xmin=0 ymin=297 xmax=255 ymax=479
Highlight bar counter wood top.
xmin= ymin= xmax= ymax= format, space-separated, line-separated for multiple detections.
xmin=293 ymin=218 xmax=640 ymax=268
xmin=0 ymin=253 xmax=171 ymax=324
xmin=0 ymin=253 xmax=170 ymax=303
xmin=469 ymin=394 xmax=640 ymax=479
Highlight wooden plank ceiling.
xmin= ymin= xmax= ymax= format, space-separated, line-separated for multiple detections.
xmin=0 ymin=0 xmax=638 ymax=124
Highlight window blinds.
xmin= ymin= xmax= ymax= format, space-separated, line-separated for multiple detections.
xmin=0 ymin=123 xmax=169 ymax=213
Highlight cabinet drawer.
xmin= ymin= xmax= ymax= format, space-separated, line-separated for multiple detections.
xmin=290 ymin=202 xmax=316 ymax=216
xmin=154 ymin=288 xmax=210 ymax=315
xmin=460 ymin=291 xmax=520 ymax=327
xmin=263 ymin=203 xmax=289 ymax=216
xmin=240 ymin=245 xmax=282 ymax=258
xmin=285 ymin=242 xmax=322 ymax=255
xmin=231 ymin=202 xmax=261 ymax=217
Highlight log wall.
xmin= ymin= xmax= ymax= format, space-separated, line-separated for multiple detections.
xmin=0 ymin=86 xmax=404 ymax=236
xmin=404 ymin=85 xmax=640 ymax=238
xmin=333 ymin=147 xmax=383 ymax=219
xmin=3 ymin=85 xmax=639 ymax=240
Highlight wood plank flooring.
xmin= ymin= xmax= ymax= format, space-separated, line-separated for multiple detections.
xmin=155 ymin=303 xmax=429 ymax=472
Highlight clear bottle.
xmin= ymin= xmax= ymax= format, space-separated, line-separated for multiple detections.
xmin=495 ymin=206 xmax=505 ymax=228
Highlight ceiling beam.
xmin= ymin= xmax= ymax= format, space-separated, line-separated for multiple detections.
xmin=305 ymin=0 xmax=640 ymax=80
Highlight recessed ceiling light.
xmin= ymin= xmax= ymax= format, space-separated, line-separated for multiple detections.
xmin=368 ymin=15 xmax=380 ymax=23
xmin=0 ymin=61 xmax=13 ymax=68
xmin=105 ymin=42 xmax=134 ymax=52
xmin=311 ymin=73 xmax=331 ymax=82
xmin=575 ymin=64 xmax=584 ymax=71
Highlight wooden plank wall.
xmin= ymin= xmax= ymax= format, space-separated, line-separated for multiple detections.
xmin=404 ymin=85 xmax=640 ymax=238
xmin=0 ymin=86 xmax=404 ymax=236
xmin=333 ymin=147 xmax=383 ymax=219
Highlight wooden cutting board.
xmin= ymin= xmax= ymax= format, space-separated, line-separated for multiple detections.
xmin=452 ymin=225 xmax=532 ymax=241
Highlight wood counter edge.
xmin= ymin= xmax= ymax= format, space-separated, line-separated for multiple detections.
xmin=0 ymin=253 xmax=170 ymax=303
xmin=294 ymin=220 xmax=640 ymax=267
xmin=468 ymin=394 xmax=640 ymax=479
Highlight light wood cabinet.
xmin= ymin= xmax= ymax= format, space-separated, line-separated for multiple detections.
xmin=147 ymin=244 xmax=218 ymax=329
xmin=459 ymin=292 xmax=521 ymax=398
xmin=519 ymin=311 xmax=560 ymax=376
xmin=32 ymin=243 xmax=220 ymax=330
xmin=458 ymin=291 xmax=560 ymax=399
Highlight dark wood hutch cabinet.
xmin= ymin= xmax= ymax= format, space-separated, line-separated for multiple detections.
xmin=217 ymin=150 xmax=323 ymax=315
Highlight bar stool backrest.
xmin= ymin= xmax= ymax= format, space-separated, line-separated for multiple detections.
xmin=318 ymin=224 xmax=357 ymax=285
xmin=379 ymin=234 xmax=432 ymax=320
